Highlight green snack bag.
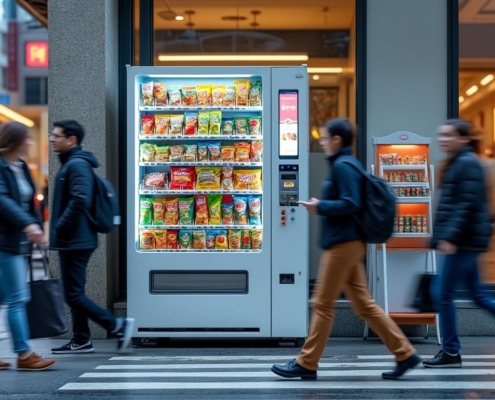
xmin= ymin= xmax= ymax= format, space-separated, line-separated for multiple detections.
xmin=140 ymin=143 xmax=156 ymax=162
xmin=140 ymin=198 xmax=153 ymax=225
xmin=198 ymin=112 xmax=210 ymax=135
xmin=234 ymin=117 xmax=248 ymax=135
xmin=248 ymin=116 xmax=262 ymax=135
xmin=152 ymin=199 xmax=165 ymax=225
xmin=249 ymin=81 xmax=262 ymax=106
xmin=241 ymin=229 xmax=251 ymax=249
xmin=178 ymin=230 xmax=192 ymax=249
xmin=207 ymin=194 xmax=222 ymax=225
xmin=179 ymin=197 xmax=195 ymax=225
xmin=222 ymin=119 xmax=234 ymax=135
xmin=209 ymin=111 xmax=222 ymax=135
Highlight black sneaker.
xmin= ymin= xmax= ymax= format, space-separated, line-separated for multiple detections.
xmin=423 ymin=350 xmax=462 ymax=368
xmin=271 ymin=359 xmax=317 ymax=380
xmin=51 ymin=340 xmax=94 ymax=354
xmin=382 ymin=353 xmax=421 ymax=380
xmin=115 ymin=318 xmax=135 ymax=352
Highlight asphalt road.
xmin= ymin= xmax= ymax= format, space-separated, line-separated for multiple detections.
xmin=1 ymin=336 xmax=495 ymax=399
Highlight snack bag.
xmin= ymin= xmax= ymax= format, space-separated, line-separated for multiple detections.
xmin=141 ymin=82 xmax=153 ymax=106
xmin=195 ymin=194 xmax=209 ymax=225
xmin=139 ymin=198 xmax=153 ymax=225
xmin=169 ymin=114 xmax=183 ymax=135
xmin=154 ymin=230 xmax=167 ymax=249
xmin=179 ymin=197 xmax=195 ymax=225
xmin=140 ymin=143 xmax=156 ymax=162
xmin=168 ymin=87 xmax=182 ymax=106
xmin=182 ymin=86 xmax=197 ymax=106
xmin=209 ymin=111 xmax=222 ymax=135
xmin=234 ymin=80 xmax=250 ymax=106
xmin=251 ymin=229 xmax=263 ymax=250
xmin=184 ymin=112 xmax=198 ymax=135
xmin=167 ymin=229 xmax=178 ymax=249
xmin=140 ymin=230 xmax=154 ymax=249
xmin=155 ymin=115 xmax=170 ymax=135
xmin=233 ymin=196 xmax=248 ymax=225
xmin=178 ymin=230 xmax=192 ymax=249
xmin=251 ymin=140 xmax=262 ymax=162
xmin=248 ymin=116 xmax=262 ymax=135
xmin=249 ymin=81 xmax=262 ymax=106
xmin=144 ymin=172 xmax=167 ymax=190
xmin=224 ymin=86 xmax=236 ymax=106
xmin=155 ymin=145 xmax=170 ymax=162
xmin=141 ymin=115 xmax=155 ymax=135
xmin=222 ymin=202 xmax=234 ymax=225
xmin=248 ymin=196 xmax=262 ymax=225
xmin=215 ymin=230 xmax=228 ymax=250
xmin=221 ymin=166 xmax=234 ymax=190
xmin=241 ymin=229 xmax=251 ymax=249
xmin=165 ymin=197 xmax=179 ymax=225
xmin=206 ymin=230 xmax=218 ymax=249
xmin=184 ymin=144 xmax=197 ymax=162
xmin=234 ymin=169 xmax=262 ymax=190
xmin=196 ymin=167 xmax=221 ymax=190
xmin=153 ymin=82 xmax=168 ymax=106
xmin=169 ymin=145 xmax=184 ymax=162
xmin=212 ymin=85 xmax=225 ymax=106
xmin=152 ymin=199 xmax=165 ymax=225
xmin=235 ymin=142 xmax=251 ymax=162
xmin=222 ymin=119 xmax=234 ymax=135
xmin=193 ymin=230 xmax=206 ymax=249
xmin=198 ymin=143 xmax=208 ymax=162
xmin=228 ymin=230 xmax=242 ymax=250
xmin=198 ymin=112 xmax=210 ymax=135
xmin=197 ymin=85 xmax=212 ymax=106
xmin=170 ymin=167 xmax=195 ymax=190
xmin=234 ymin=117 xmax=248 ymax=134
xmin=208 ymin=142 xmax=221 ymax=161
xmin=221 ymin=145 xmax=235 ymax=162
xmin=208 ymin=194 xmax=222 ymax=225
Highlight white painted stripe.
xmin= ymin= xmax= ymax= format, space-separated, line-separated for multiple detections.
xmin=357 ymin=355 xmax=495 ymax=360
xmin=59 ymin=381 xmax=495 ymax=391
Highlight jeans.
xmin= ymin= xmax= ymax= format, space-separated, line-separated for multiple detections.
xmin=58 ymin=249 xmax=117 ymax=344
xmin=0 ymin=250 xmax=31 ymax=353
xmin=433 ymin=249 xmax=495 ymax=354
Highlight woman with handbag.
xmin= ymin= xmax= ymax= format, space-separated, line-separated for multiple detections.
xmin=0 ymin=121 xmax=56 ymax=371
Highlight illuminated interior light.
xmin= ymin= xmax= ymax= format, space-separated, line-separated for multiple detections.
xmin=175 ymin=15 xmax=184 ymax=21
xmin=37 ymin=194 xmax=44 ymax=201
xmin=311 ymin=128 xmax=320 ymax=140
xmin=312 ymin=75 xmax=320 ymax=81
xmin=0 ymin=104 xmax=35 ymax=127
xmin=481 ymin=74 xmax=494 ymax=86
xmin=459 ymin=96 xmax=465 ymax=103
xmin=466 ymin=85 xmax=478 ymax=96
xmin=307 ymin=68 xmax=343 ymax=74
xmin=157 ymin=54 xmax=309 ymax=62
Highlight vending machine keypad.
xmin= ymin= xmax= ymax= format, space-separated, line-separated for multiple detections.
xmin=279 ymin=165 xmax=299 ymax=206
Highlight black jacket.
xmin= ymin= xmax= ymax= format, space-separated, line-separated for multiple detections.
xmin=0 ymin=156 xmax=40 ymax=254
xmin=431 ymin=146 xmax=492 ymax=251
xmin=50 ymin=146 xmax=98 ymax=251
xmin=317 ymin=146 xmax=364 ymax=249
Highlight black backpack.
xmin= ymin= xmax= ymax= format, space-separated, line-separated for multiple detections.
xmin=342 ymin=160 xmax=396 ymax=244
xmin=89 ymin=173 xmax=121 ymax=234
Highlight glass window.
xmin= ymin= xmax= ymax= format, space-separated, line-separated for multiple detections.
xmin=25 ymin=77 xmax=41 ymax=104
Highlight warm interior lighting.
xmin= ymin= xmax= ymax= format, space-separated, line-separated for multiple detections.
xmin=493 ymin=108 xmax=495 ymax=143
xmin=311 ymin=128 xmax=320 ymax=140
xmin=158 ymin=54 xmax=309 ymax=62
xmin=37 ymin=194 xmax=44 ymax=201
xmin=312 ymin=74 xmax=320 ymax=81
xmin=0 ymin=104 xmax=34 ymax=127
xmin=466 ymin=85 xmax=478 ymax=96
xmin=481 ymin=74 xmax=494 ymax=86
xmin=175 ymin=15 xmax=184 ymax=21
xmin=459 ymin=96 xmax=465 ymax=103
xmin=307 ymin=68 xmax=343 ymax=74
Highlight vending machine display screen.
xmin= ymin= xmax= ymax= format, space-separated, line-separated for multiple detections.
xmin=279 ymin=90 xmax=299 ymax=159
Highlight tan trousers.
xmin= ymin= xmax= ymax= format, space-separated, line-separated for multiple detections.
xmin=297 ymin=240 xmax=416 ymax=371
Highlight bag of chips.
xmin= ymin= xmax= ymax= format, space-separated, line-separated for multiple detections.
xmin=140 ymin=143 xmax=156 ymax=162
xmin=182 ymin=86 xmax=197 ymax=106
xmin=167 ymin=229 xmax=178 ymax=249
xmin=152 ymin=199 xmax=165 ymax=225
xmin=179 ymin=230 xmax=192 ymax=249
xmin=209 ymin=111 xmax=222 ymax=135
xmin=141 ymin=115 xmax=155 ymax=135
xmin=208 ymin=194 xmax=222 ymax=225
xmin=196 ymin=167 xmax=221 ymax=190
xmin=153 ymin=82 xmax=168 ymax=106
xmin=234 ymin=117 xmax=248 ymax=134
xmin=249 ymin=81 xmax=262 ymax=106
xmin=233 ymin=196 xmax=248 ymax=225
xmin=169 ymin=145 xmax=183 ymax=162
xmin=140 ymin=198 xmax=153 ymax=225
xmin=195 ymin=194 xmax=208 ymax=225
xmin=208 ymin=142 xmax=221 ymax=161
xmin=155 ymin=145 xmax=170 ymax=162
xmin=224 ymin=86 xmax=236 ymax=107
xmin=212 ymin=85 xmax=225 ymax=106
xmin=251 ymin=229 xmax=263 ymax=250
xmin=179 ymin=197 xmax=195 ymax=225
xmin=221 ymin=145 xmax=235 ymax=162
xmin=184 ymin=112 xmax=198 ymax=135
xmin=155 ymin=115 xmax=169 ymax=136
xmin=154 ymin=230 xmax=167 ymax=249
xmin=197 ymin=85 xmax=212 ymax=106
xmin=222 ymin=119 xmax=234 ymax=135
xmin=228 ymin=230 xmax=242 ymax=250
xmin=144 ymin=172 xmax=167 ymax=190
xmin=234 ymin=169 xmax=262 ymax=190
xmin=168 ymin=87 xmax=182 ymax=106
xmin=235 ymin=142 xmax=251 ymax=162
xmin=184 ymin=144 xmax=197 ymax=162
xmin=215 ymin=230 xmax=228 ymax=250
xmin=193 ymin=230 xmax=206 ymax=249
xmin=140 ymin=230 xmax=155 ymax=249
xmin=165 ymin=197 xmax=179 ymax=225
xmin=222 ymin=202 xmax=234 ymax=225
xmin=242 ymin=229 xmax=251 ymax=249
xmin=206 ymin=230 xmax=218 ymax=249
xmin=250 ymin=140 xmax=262 ymax=162
xmin=234 ymin=80 xmax=250 ymax=106
xmin=141 ymin=82 xmax=154 ymax=106
xmin=198 ymin=112 xmax=210 ymax=135
xmin=198 ymin=143 xmax=208 ymax=162
xmin=221 ymin=166 xmax=234 ymax=190
xmin=248 ymin=116 xmax=262 ymax=135
xmin=248 ymin=196 xmax=262 ymax=225
xmin=170 ymin=167 xmax=195 ymax=190
xmin=169 ymin=115 xmax=183 ymax=135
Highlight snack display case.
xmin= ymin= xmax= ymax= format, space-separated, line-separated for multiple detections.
xmin=127 ymin=66 xmax=309 ymax=344
xmin=365 ymin=131 xmax=440 ymax=344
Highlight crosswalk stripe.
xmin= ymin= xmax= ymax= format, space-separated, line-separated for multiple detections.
xmin=357 ymin=355 xmax=495 ymax=360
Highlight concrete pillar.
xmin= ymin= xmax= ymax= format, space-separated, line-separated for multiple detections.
xmin=48 ymin=0 xmax=119 ymax=338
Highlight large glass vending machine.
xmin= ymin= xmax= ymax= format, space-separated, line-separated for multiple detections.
xmin=127 ymin=66 xmax=309 ymax=344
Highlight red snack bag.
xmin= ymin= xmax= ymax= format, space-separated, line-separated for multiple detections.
xmin=195 ymin=194 xmax=209 ymax=225
xmin=170 ymin=167 xmax=196 ymax=190
xmin=141 ymin=115 xmax=155 ymax=135
xmin=166 ymin=230 xmax=178 ymax=249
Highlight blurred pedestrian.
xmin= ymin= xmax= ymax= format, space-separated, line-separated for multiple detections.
xmin=424 ymin=119 xmax=495 ymax=368
xmin=39 ymin=178 xmax=48 ymax=222
xmin=0 ymin=121 xmax=56 ymax=371
xmin=271 ymin=118 xmax=420 ymax=381
xmin=49 ymin=120 xmax=133 ymax=354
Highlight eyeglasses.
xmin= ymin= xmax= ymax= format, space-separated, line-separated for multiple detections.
xmin=49 ymin=134 xmax=66 ymax=139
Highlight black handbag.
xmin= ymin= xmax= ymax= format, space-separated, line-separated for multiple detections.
xmin=26 ymin=245 xmax=69 ymax=339
xmin=411 ymin=273 xmax=438 ymax=313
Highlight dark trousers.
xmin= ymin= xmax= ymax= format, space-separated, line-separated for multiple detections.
xmin=433 ymin=249 xmax=495 ymax=354
xmin=59 ymin=249 xmax=117 ymax=344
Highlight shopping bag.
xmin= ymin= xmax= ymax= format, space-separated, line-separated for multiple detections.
xmin=26 ymin=245 xmax=69 ymax=339
xmin=410 ymin=273 xmax=438 ymax=313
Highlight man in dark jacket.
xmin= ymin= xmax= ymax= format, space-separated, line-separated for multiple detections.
xmin=49 ymin=120 xmax=134 ymax=354
xmin=423 ymin=119 xmax=495 ymax=368
xmin=272 ymin=118 xmax=420 ymax=381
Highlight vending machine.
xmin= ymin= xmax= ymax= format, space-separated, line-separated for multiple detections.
xmin=126 ymin=66 xmax=309 ymax=344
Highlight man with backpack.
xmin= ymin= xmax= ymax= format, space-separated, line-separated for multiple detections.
xmin=271 ymin=118 xmax=420 ymax=381
xmin=49 ymin=120 xmax=133 ymax=354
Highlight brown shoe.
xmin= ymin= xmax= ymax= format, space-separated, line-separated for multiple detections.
xmin=0 ymin=360 xmax=10 ymax=370
xmin=17 ymin=353 xmax=56 ymax=371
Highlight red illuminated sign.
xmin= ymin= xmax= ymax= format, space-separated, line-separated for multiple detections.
xmin=26 ymin=42 xmax=48 ymax=68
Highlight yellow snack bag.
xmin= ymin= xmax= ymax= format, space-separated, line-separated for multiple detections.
xmin=234 ymin=80 xmax=250 ymax=106
xmin=234 ymin=169 xmax=262 ymax=190
xmin=197 ymin=85 xmax=212 ymax=106
xmin=212 ymin=85 xmax=226 ymax=106
xmin=196 ymin=167 xmax=221 ymax=190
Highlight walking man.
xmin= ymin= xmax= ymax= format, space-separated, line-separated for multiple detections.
xmin=272 ymin=118 xmax=420 ymax=380
xmin=49 ymin=120 xmax=134 ymax=354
